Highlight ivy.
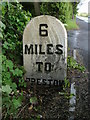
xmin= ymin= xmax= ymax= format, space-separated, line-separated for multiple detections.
xmin=1 ymin=2 xmax=32 ymax=118
xmin=2 ymin=85 xmax=12 ymax=94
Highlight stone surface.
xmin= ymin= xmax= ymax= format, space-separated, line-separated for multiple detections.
xmin=23 ymin=15 xmax=67 ymax=85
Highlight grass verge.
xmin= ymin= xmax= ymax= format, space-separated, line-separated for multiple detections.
xmin=66 ymin=19 xmax=79 ymax=30
xmin=77 ymin=13 xmax=88 ymax=17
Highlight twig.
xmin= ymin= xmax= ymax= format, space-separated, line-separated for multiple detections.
xmin=16 ymin=103 xmax=29 ymax=118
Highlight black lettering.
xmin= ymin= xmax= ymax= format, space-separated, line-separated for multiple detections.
xmin=59 ymin=80 xmax=64 ymax=89
xmin=55 ymin=44 xmax=63 ymax=55
xmin=48 ymin=79 xmax=53 ymax=86
xmin=25 ymin=44 xmax=33 ymax=54
xmin=45 ymin=62 xmax=52 ymax=72
xmin=31 ymin=78 xmax=35 ymax=85
xmin=53 ymin=80 xmax=58 ymax=86
xmin=47 ymin=44 xmax=53 ymax=54
xmin=35 ymin=44 xmax=38 ymax=54
xmin=39 ymin=45 xmax=45 ymax=54
xmin=36 ymin=62 xmax=43 ymax=72
xmin=42 ymin=79 xmax=47 ymax=85
xmin=37 ymin=79 xmax=41 ymax=85
xmin=26 ymin=78 xmax=30 ymax=82
xmin=39 ymin=24 xmax=48 ymax=36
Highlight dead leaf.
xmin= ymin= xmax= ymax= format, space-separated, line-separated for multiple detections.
xmin=28 ymin=105 xmax=33 ymax=111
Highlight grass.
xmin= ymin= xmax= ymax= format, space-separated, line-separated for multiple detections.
xmin=66 ymin=19 xmax=79 ymax=30
xmin=67 ymin=56 xmax=86 ymax=72
xmin=78 ymin=13 xmax=88 ymax=17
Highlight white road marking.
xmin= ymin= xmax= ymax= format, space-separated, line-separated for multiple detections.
xmin=69 ymin=50 xmax=77 ymax=120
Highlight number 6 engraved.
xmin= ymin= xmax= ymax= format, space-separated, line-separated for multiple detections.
xmin=39 ymin=24 xmax=48 ymax=37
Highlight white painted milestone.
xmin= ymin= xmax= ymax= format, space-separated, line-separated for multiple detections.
xmin=23 ymin=15 xmax=67 ymax=86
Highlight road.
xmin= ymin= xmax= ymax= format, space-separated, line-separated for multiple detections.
xmin=68 ymin=17 xmax=88 ymax=69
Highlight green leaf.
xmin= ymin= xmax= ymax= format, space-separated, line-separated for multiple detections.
xmin=6 ymin=60 xmax=13 ymax=70
xmin=56 ymin=3 xmax=59 ymax=8
xmin=69 ymin=94 xmax=75 ymax=99
xmin=2 ymin=55 xmax=6 ymax=61
xmin=12 ymin=98 xmax=21 ymax=109
xmin=13 ymin=68 xmax=23 ymax=76
xmin=30 ymin=97 xmax=38 ymax=104
xmin=59 ymin=92 xmax=65 ymax=95
xmin=2 ymin=85 xmax=12 ymax=94
xmin=3 ymin=79 xmax=12 ymax=86
xmin=0 ymin=21 xmax=5 ymax=29
xmin=5 ymin=72 xmax=11 ymax=79
xmin=0 ymin=32 xmax=3 ymax=39
xmin=2 ymin=96 xmax=10 ymax=103
xmin=11 ymin=83 xmax=17 ymax=90
xmin=24 ymin=83 xmax=26 ymax=88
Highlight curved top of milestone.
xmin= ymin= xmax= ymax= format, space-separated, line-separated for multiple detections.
xmin=23 ymin=15 xmax=67 ymax=44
